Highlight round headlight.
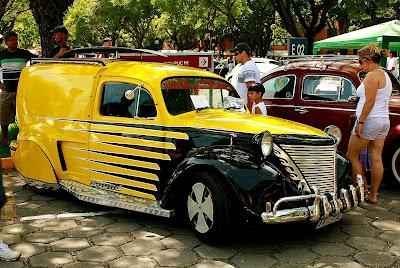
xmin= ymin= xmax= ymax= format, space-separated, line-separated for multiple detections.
xmin=324 ymin=125 xmax=342 ymax=145
xmin=261 ymin=131 xmax=273 ymax=156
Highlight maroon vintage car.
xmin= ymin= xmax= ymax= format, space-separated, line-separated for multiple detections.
xmin=261 ymin=57 xmax=400 ymax=184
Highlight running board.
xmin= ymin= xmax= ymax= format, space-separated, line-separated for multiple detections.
xmin=59 ymin=180 xmax=173 ymax=218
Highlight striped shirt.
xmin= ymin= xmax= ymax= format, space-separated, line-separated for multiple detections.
xmin=0 ymin=48 xmax=36 ymax=92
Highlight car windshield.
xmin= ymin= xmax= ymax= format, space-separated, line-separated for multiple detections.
xmin=161 ymin=77 xmax=242 ymax=115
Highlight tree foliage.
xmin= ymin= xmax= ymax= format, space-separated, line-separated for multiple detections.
xmin=0 ymin=0 xmax=30 ymax=34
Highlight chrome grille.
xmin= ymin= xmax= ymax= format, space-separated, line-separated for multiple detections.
xmin=280 ymin=144 xmax=337 ymax=194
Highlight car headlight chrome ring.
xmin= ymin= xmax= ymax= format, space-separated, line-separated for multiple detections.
xmin=261 ymin=131 xmax=273 ymax=156
xmin=324 ymin=125 xmax=342 ymax=145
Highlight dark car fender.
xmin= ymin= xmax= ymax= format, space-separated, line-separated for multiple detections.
xmin=161 ymin=146 xmax=289 ymax=216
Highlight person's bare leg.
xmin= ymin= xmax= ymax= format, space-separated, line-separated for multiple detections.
xmin=346 ymin=134 xmax=370 ymax=186
xmin=367 ymin=139 xmax=385 ymax=204
xmin=1 ymin=125 xmax=8 ymax=144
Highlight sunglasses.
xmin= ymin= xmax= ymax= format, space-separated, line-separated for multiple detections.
xmin=358 ymin=58 xmax=367 ymax=65
xmin=234 ymin=51 xmax=241 ymax=56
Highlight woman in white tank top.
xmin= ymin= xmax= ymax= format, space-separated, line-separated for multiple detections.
xmin=346 ymin=44 xmax=392 ymax=204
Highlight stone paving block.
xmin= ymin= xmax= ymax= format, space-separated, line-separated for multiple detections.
xmin=153 ymin=248 xmax=198 ymax=267
xmin=41 ymin=219 xmax=78 ymax=231
xmin=0 ymin=261 xmax=25 ymax=268
xmin=50 ymin=238 xmax=91 ymax=251
xmin=77 ymin=246 xmax=121 ymax=262
xmin=372 ymin=220 xmax=400 ymax=231
xmin=132 ymin=229 xmax=169 ymax=241
xmin=29 ymin=252 xmax=74 ymax=267
xmin=91 ymin=232 xmax=131 ymax=246
xmin=312 ymin=257 xmax=363 ymax=268
xmin=273 ymin=263 xmax=301 ymax=268
xmin=2 ymin=223 xmax=37 ymax=234
xmin=194 ymin=244 xmax=239 ymax=259
xmin=341 ymin=213 xmax=372 ymax=225
xmin=16 ymin=208 xmax=37 ymax=217
xmin=16 ymin=201 xmax=47 ymax=210
xmin=311 ymin=242 xmax=355 ymax=256
xmin=365 ymin=209 xmax=400 ymax=220
xmin=341 ymin=224 xmax=381 ymax=237
xmin=11 ymin=242 xmax=45 ymax=259
xmin=121 ymin=239 xmax=164 ymax=256
xmin=192 ymin=260 xmax=235 ymax=268
xmin=104 ymin=221 xmax=142 ymax=233
xmin=314 ymin=227 xmax=348 ymax=242
xmin=0 ymin=233 xmax=22 ymax=245
xmin=64 ymin=262 xmax=104 ymax=268
xmin=354 ymin=251 xmax=396 ymax=267
xmin=379 ymin=231 xmax=400 ymax=244
xmin=27 ymin=219 xmax=53 ymax=228
xmin=390 ymin=244 xmax=400 ymax=257
xmin=161 ymin=234 xmax=201 ymax=249
xmin=235 ymin=240 xmax=278 ymax=254
xmin=30 ymin=194 xmax=59 ymax=201
xmin=108 ymin=256 xmax=156 ymax=268
xmin=25 ymin=230 xmax=65 ymax=243
xmin=274 ymin=248 xmax=318 ymax=263
xmin=390 ymin=206 xmax=400 ymax=215
xmin=231 ymin=253 xmax=277 ymax=268
xmin=79 ymin=216 xmax=115 ymax=227
xmin=67 ymin=226 xmax=104 ymax=238
xmin=346 ymin=236 xmax=387 ymax=251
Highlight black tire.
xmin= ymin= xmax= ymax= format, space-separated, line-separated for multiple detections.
xmin=185 ymin=171 xmax=235 ymax=243
xmin=386 ymin=143 xmax=400 ymax=186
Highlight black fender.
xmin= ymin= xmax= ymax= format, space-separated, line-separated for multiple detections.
xmin=336 ymin=152 xmax=352 ymax=189
xmin=161 ymin=146 xmax=291 ymax=216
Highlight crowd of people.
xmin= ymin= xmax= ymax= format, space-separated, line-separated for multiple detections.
xmin=0 ymin=26 xmax=396 ymax=261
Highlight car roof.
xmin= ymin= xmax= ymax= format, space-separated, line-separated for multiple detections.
xmin=275 ymin=59 xmax=361 ymax=73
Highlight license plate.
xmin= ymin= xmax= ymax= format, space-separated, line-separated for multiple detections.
xmin=315 ymin=214 xmax=343 ymax=229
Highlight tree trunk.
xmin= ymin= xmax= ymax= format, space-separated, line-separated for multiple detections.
xmin=29 ymin=0 xmax=74 ymax=57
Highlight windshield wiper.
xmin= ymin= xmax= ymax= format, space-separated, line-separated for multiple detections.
xmin=195 ymin=107 xmax=211 ymax=112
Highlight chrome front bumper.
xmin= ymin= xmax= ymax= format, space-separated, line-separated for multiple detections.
xmin=261 ymin=177 xmax=365 ymax=224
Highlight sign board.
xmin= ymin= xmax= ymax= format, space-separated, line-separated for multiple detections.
xmin=288 ymin=38 xmax=308 ymax=55
xmin=118 ymin=52 xmax=214 ymax=72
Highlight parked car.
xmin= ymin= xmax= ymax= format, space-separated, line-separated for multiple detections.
xmin=225 ymin=57 xmax=279 ymax=82
xmin=261 ymin=57 xmax=400 ymax=184
xmin=11 ymin=53 xmax=364 ymax=242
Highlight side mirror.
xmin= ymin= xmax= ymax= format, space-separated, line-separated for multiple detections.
xmin=347 ymin=96 xmax=359 ymax=103
xmin=125 ymin=90 xmax=135 ymax=100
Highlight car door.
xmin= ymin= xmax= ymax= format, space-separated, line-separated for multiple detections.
xmin=88 ymin=77 xmax=167 ymax=202
xmin=295 ymin=74 xmax=357 ymax=153
xmin=261 ymin=73 xmax=298 ymax=121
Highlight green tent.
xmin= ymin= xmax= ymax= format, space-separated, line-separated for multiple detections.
xmin=313 ymin=20 xmax=400 ymax=54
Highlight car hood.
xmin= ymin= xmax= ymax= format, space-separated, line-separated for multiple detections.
xmin=167 ymin=109 xmax=328 ymax=136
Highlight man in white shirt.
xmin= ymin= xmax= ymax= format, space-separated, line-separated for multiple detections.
xmin=230 ymin=43 xmax=260 ymax=104
xmin=386 ymin=50 xmax=399 ymax=79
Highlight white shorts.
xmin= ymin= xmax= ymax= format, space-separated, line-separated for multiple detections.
xmin=352 ymin=117 xmax=390 ymax=140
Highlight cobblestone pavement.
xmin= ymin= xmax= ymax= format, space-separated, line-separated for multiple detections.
xmin=1 ymin=171 xmax=399 ymax=268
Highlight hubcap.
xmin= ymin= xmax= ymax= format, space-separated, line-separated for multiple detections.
xmin=392 ymin=147 xmax=400 ymax=183
xmin=187 ymin=182 xmax=214 ymax=233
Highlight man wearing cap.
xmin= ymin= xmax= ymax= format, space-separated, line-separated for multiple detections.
xmin=386 ymin=50 xmax=399 ymax=79
xmin=231 ymin=43 xmax=261 ymax=104
xmin=50 ymin=25 xmax=70 ymax=58
xmin=0 ymin=31 xmax=37 ymax=145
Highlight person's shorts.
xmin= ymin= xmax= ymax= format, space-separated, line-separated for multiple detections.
xmin=352 ymin=117 xmax=390 ymax=140
xmin=0 ymin=91 xmax=17 ymax=125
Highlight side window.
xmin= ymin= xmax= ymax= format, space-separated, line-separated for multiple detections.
xmin=137 ymin=89 xmax=157 ymax=119
xmin=101 ymin=82 xmax=138 ymax=118
xmin=262 ymin=75 xmax=295 ymax=99
xmin=302 ymin=75 xmax=356 ymax=102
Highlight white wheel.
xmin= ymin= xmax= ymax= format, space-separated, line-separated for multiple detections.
xmin=187 ymin=182 xmax=214 ymax=233
xmin=390 ymin=146 xmax=400 ymax=184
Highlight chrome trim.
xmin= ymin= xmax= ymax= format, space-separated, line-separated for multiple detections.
xmin=60 ymin=180 xmax=172 ymax=217
xmin=265 ymin=104 xmax=356 ymax=113
xmin=261 ymin=183 xmax=364 ymax=225
xmin=16 ymin=171 xmax=60 ymax=190
xmin=280 ymin=144 xmax=337 ymax=194
xmin=273 ymin=144 xmax=303 ymax=181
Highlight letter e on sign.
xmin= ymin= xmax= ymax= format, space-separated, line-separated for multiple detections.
xmin=199 ymin=57 xmax=209 ymax=68
xmin=288 ymin=38 xmax=307 ymax=55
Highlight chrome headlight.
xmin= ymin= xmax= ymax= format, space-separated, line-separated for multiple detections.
xmin=324 ymin=125 xmax=342 ymax=145
xmin=261 ymin=131 xmax=273 ymax=156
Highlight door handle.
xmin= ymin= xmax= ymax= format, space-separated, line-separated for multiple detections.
xmin=294 ymin=107 xmax=309 ymax=114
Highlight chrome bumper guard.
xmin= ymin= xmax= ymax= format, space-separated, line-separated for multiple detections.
xmin=261 ymin=177 xmax=365 ymax=224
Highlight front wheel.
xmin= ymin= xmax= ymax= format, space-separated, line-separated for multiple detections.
xmin=387 ymin=144 xmax=400 ymax=185
xmin=185 ymin=171 xmax=235 ymax=242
